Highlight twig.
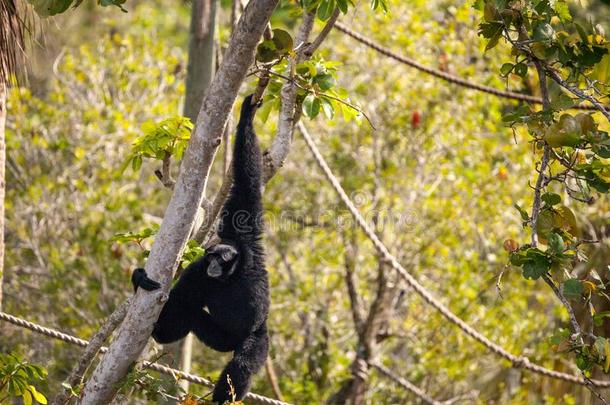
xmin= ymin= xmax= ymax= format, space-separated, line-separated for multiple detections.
xmin=252 ymin=24 xmax=273 ymax=105
xmin=154 ymin=153 xmax=176 ymax=189
xmin=343 ymin=229 xmax=364 ymax=335
xmin=258 ymin=69 xmax=375 ymax=129
xmin=264 ymin=357 xmax=284 ymax=401
xmin=263 ymin=11 xmax=316 ymax=180
xmin=543 ymin=67 xmax=610 ymax=122
xmin=304 ymin=8 xmax=341 ymax=57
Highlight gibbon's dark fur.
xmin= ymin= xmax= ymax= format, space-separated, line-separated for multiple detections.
xmin=132 ymin=94 xmax=269 ymax=403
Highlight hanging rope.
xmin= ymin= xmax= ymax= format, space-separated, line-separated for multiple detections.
xmin=334 ymin=22 xmax=603 ymax=111
xmin=297 ymin=121 xmax=610 ymax=388
xmin=0 ymin=312 xmax=292 ymax=405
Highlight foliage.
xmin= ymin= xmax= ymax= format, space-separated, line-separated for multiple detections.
xmin=477 ymin=0 xmax=610 ymax=375
xmin=27 ymin=0 xmax=126 ymax=17
xmin=125 ymin=116 xmax=193 ymax=172
xmin=0 ymin=353 xmax=47 ymax=405
xmin=117 ymin=362 xmax=184 ymax=402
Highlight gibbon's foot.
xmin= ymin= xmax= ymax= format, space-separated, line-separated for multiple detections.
xmin=131 ymin=268 xmax=161 ymax=292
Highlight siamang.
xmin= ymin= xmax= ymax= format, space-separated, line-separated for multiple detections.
xmin=132 ymin=94 xmax=269 ymax=403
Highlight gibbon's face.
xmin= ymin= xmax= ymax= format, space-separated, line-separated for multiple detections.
xmin=205 ymin=243 xmax=240 ymax=282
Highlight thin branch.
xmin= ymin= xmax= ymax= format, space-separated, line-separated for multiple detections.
xmin=263 ymin=11 xmax=316 ymax=181
xmin=264 ymin=357 xmax=284 ymax=401
xmin=258 ymin=69 xmax=375 ymax=129
xmin=154 ymin=153 xmax=175 ymax=189
xmin=544 ymin=67 xmax=610 ymax=122
xmin=51 ymin=300 xmax=131 ymax=405
xmin=192 ymin=8 xmax=339 ymax=243
xmin=304 ymin=8 xmax=341 ymax=57
xmin=343 ymin=229 xmax=364 ymax=335
xmin=252 ymin=24 xmax=273 ymax=104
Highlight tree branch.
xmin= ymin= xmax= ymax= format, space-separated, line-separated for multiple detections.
xmin=543 ymin=67 xmax=610 ymax=122
xmin=531 ymin=59 xmax=609 ymax=405
xmin=51 ymin=300 xmax=131 ymax=405
xmin=263 ymin=11 xmax=316 ymax=181
xmin=193 ymin=10 xmax=327 ymax=242
xmin=304 ymin=8 xmax=340 ymax=58
xmin=154 ymin=153 xmax=175 ymax=190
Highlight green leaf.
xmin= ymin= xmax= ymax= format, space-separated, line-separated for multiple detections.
xmin=27 ymin=0 xmax=73 ymax=17
xmin=594 ymin=311 xmax=610 ymax=327
xmin=336 ymin=0 xmax=348 ymax=13
xmin=534 ymin=23 xmax=555 ymax=42
xmin=370 ymin=0 xmax=388 ymax=12
xmin=576 ymin=353 xmax=593 ymax=371
xmin=563 ymin=279 xmax=584 ymax=298
xmin=303 ymin=94 xmax=321 ymax=118
xmin=320 ymin=97 xmax=334 ymax=119
xmin=23 ymin=389 xmax=33 ymax=405
xmin=256 ymin=40 xmax=279 ymax=63
xmin=272 ymin=29 xmax=293 ymax=52
xmin=522 ymin=258 xmax=550 ymax=280
xmin=314 ymin=74 xmax=336 ymax=91
xmin=99 ymin=0 xmax=127 ymax=11
xmin=514 ymin=63 xmax=528 ymax=77
xmin=500 ymin=63 xmax=514 ymax=76
xmin=547 ymin=233 xmax=565 ymax=254
xmin=554 ymin=0 xmax=572 ymax=22
xmin=514 ymin=203 xmax=530 ymax=222
xmin=575 ymin=23 xmax=589 ymax=43
xmin=131 ymin=155 xmax=142 ymax=171
xmin=551 ymin=93 xmax=574 ymax=110
xmin=317 ymin=0 xmax=335 ymax=21
xmin=541 ymin=192 xmax=561 ymax=206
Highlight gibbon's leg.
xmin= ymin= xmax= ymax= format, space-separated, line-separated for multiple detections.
xmin=212 ymin=324 xmax=269 ymax=402
xmin=151 ymin=295 xmax=195 ymax=344
xmin=190 ymin=311 xmax=243 ymax=353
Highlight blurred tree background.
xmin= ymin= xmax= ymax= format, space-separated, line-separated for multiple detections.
xmin=1 ymin=0 xmax=610 ymax=404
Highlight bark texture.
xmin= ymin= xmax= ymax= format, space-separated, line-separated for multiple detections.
xmin=0 ymin=83 xmax=5 ymax=311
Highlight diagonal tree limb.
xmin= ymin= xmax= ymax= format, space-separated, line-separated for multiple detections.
xmin=51 ymin=300 xmax=131 ymax=405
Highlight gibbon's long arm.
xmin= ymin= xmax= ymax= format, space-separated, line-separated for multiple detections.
xmin=217 ymin=94 xmax=264 ymax=248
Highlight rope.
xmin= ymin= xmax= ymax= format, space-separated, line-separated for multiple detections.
xmin=334 ymin=22 xmax=602 ymax=111
xmin=371 ymin=362 xmax=440 ymax=405
xmin=0 ymin=312 xmax=292 ymax=405
xmin=297 ymin=121 xmax=610 ymax=388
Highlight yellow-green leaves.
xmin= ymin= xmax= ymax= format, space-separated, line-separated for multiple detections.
xmin=256 ymin=29 xmax=294 ymax=64
xmin=26 ymin=0 xmax=72 ymax=17
xmin=125 ymin=116 xmax=193 ymax=172
xmin=0 ymin=353 xmax=47 ymax=405
xmin=27 ymin=0 xmax=126 ymax=17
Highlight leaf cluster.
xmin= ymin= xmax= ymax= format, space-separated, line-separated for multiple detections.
xmin=0 ymin=353 xmax=47 ymax=405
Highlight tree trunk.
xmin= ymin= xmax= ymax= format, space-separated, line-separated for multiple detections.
xmin=0 ymin=82 xmax=5 ymax=311
xmin=156 ymin=1 xmax=218 ymax=398
xmin=77 ymin=1 xmax=279 ymax=403
xmin=183 ymin=0 xmax=217 ymax=123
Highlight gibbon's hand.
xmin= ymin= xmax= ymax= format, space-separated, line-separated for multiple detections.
xmin=131 ymin=268 xmax=161 ymax=292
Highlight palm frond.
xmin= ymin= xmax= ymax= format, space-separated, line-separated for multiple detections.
xmin=0 ymin=0 xmax=28 ymax=85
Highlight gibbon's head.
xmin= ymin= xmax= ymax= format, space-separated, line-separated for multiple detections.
xmin=204 ymin=242 xmax=240 ymax=282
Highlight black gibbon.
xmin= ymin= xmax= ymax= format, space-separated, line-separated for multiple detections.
xmin=132 ymin=94 xmax=269 ymax=403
